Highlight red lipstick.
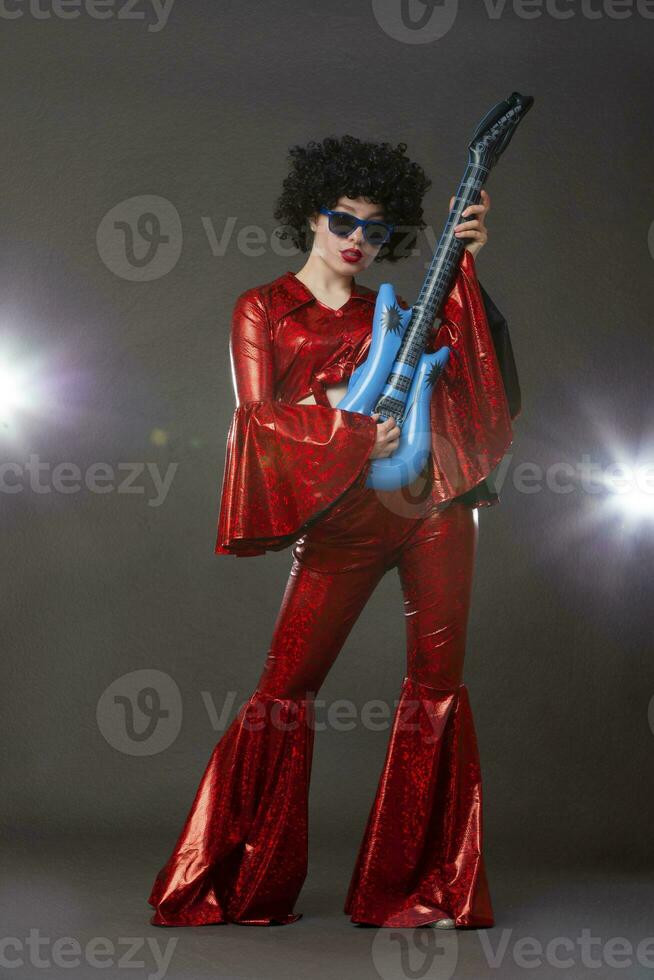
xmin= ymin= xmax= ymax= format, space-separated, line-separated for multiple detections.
xmin=340 ymin=249 xmax=362 ymax=264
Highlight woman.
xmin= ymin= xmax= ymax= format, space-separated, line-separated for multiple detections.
xmin=148 ymin=135 xmax=521 ymax=930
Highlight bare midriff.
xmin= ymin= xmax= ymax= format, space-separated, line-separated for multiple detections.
xmin=296 ymin=383 xmax=348 ymax=408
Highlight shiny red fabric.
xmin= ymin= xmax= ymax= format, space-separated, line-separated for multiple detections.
xmin=148 ymin=693 xmax=314 ymax=926
xmin=148 ymin=485 xmax=494 ymax=928
xmin=147 ymin=255 xmax=504 ymax=928
xmin=427 ymin=250 xmax=513 ymax=502
xmin=344 ymin=677 xmax=493 ymax=927
xmin=215 ymin=250 xmax=513 ymax=556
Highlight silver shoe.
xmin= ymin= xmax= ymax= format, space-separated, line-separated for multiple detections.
xmin=433 ymin=917 xmax=456 ymax=929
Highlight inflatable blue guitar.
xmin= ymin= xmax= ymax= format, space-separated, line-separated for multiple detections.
xmin=338 ymin=91 xmax=534 ymax=491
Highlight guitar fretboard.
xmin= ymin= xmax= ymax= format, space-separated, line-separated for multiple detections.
xmin=370 ymin=92 xmax=533 ymax=424
xmin=373 ymin=161 xmax=489 ymax=418
xmin=421 ymin=164 xmax=489 ymax=313
xmin=401 ymin=162 xmax=488 ymax=365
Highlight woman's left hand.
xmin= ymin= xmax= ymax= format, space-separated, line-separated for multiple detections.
xmin=449 ymin=188 xmax=490 ymax=258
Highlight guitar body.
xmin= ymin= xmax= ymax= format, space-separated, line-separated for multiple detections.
xmin=338 ymin=92 xmax=533 ymax=493
xmin=337 ymin=285 xmax=451 ymax=491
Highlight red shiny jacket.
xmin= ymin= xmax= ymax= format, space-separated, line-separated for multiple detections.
xmin=216 ymin=250 xmax=518 ymax=557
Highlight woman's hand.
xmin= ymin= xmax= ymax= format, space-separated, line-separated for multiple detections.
xmin=450 ymin=188 xmax=490 ymax=259
xmin=369 ymin=414 xmax=401 ymax=459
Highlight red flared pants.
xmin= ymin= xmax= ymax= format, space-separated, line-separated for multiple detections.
xmin=148 ymin=479 xmax=494 ymax=928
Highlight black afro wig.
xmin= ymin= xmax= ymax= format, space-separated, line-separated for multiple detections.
xmin=272 ymin=134 xmax=432 ymax=263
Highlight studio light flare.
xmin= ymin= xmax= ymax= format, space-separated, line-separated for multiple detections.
xmin=0 ymin=357 xmax=38 ymax=425
xmin=602 ymin=470 xmax=654 ymax=522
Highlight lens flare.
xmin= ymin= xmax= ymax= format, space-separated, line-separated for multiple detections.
xmin=0 ymin=359 xmax=34 ymax=423
xmin=602 ymin=469 xmax=654 ymax=522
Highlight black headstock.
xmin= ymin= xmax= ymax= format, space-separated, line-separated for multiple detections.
xmin=468 ymin=91 xmax=534 ymax=170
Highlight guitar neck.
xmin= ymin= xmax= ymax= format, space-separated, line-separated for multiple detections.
xmin=372 ymin=91 xmax=533 ymax=422
xmin=396 ymin=161 xmax=490 ymax=368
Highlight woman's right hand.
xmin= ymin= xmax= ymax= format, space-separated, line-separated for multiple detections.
xmin=369 ymin=413 xmax=401 ymax=459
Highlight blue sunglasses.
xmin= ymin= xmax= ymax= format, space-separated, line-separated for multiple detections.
xmin=318 ymin=208 xmax=394 ymax=246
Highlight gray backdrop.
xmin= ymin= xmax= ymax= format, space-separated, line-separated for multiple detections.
xmin=3 ymin=0 xmax=653 ymax=906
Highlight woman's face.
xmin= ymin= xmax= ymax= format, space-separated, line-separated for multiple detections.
xmin=309 ymin=195 xmax=385 ymax=275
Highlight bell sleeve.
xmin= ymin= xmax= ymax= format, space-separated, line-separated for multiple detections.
xmin=214 ymin=289 xmax=378 ymax=557
xmin=478 ymin=281 xmax=522 ymax=422
xmin=426 ymin=249 xmax=517 ymax=503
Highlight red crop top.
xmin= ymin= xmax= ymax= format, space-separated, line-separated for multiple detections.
xmin=216 ymin=249 xmax=515 ymax=556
